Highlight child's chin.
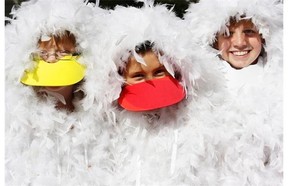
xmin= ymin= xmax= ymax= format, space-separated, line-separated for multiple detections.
xmin=44 ymin=86 xmax=66 ymax=91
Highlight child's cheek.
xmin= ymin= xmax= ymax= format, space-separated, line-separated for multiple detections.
xmin=219 ymin=40 xmax=230 ymax=52
xmin=218 ymin=40 xmax=231 ymax=60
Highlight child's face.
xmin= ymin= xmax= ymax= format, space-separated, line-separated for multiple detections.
xmin=216 ymin=20 xmax=262 ymax=69
xmin=38 ymin=34 xmax=76 ymax=63
xmin=118 ymin=50 xmax=185 ymax=111
xmin=37 ymin=33 xmax=77 ymax=91
xmin=124 ymin=51 xmax=170 ymax=84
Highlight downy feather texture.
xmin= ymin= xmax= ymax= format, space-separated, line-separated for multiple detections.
xmin=6 ymin=0 xmax=282 ymax=185
xmin=5 ymin=0 xmax=113 ymax=185
xmin=84 ymin=1 xmax=232 ymax=185
xmin=183 ymin=0 xmax=283 ymax=185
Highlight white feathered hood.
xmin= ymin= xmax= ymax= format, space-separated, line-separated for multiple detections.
xmin=184 ymin=1 xmax=283 ymax=185
xmin=81 ymin=3 xmax=230 ymax=185
xmin=94 ymin=0 xmax=227 ymax=117
xmin=184 ymin=0 xmax=283 ymax=69
xmin=5 ymin=1 xmax=111 ymax=185
xmin=5 ymin=0 xmax=108 ymax=110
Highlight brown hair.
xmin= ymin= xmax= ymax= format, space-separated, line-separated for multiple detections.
xmin=38 ymin=31 xmax=77 ymax=54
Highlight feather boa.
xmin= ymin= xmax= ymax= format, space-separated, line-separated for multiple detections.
xmin=5 ymin=0 xmax=282 ymax=185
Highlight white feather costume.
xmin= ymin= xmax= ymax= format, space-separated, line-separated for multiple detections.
xmin=86 ymin=1 xmax=231 ymax=185
xmin=184 ymin=0 xmax=283 ymax=185
xmin=5 ymin=0 xmax=113 ymax=185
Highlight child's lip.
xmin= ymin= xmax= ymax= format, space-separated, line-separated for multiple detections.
xmin=229 ymin=49 xmax=252 ymax=56
xmin=231 ymin=50 xmax=249 ymax=56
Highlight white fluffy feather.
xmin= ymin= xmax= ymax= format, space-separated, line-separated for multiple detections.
xmin=6 ymin=0 xmax=282 ymax=185
xmin=184 ymin=0 xmax=283 ymax=185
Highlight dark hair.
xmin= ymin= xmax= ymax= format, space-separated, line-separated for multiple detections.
xmin=118 ymin=40 xmax=183 ymax=82
xmin=135 ymin=40 xmax=154 ymax=55
xmin=118 ymin=40 xmax=154 ymax=76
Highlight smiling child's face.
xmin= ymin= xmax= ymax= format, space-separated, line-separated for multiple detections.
xmin=216 ymin=19 xmax=262 ymax=69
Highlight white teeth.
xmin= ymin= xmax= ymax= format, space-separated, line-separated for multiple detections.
xmin=232 ymin=51 xmax=248 ymax=56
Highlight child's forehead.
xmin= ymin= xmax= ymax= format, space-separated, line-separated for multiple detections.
xmin=39 ymin=31 xmax=76 ymax=42
xmin=126 ymin=53 xmax=163 ymax=71
xmin=38 ymin=32 xmax=77 ymax=48
xmin=128 ymin=50 xmax=156 ymax=63
xmin=228 ymin=19 xmax=256 ymax=29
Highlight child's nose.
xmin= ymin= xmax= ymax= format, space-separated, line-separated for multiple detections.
xmin=45 ymin=54 xmax=58 ymax=63
xmin=145 ymin=74 xmax=154 ymax=81
xmin=232 ymin=32 xmax=247 ymax=48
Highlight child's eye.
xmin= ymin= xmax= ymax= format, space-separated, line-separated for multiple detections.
xmin=38 ymin=50 xmax=49 ymax=59
xmin=243 ymin=29 xmax=257 ymax=36
xmin=223 ymin=31 xmax=233 ymax=38
xmin=154 ymin=68 xmax=167 ymax=77
xmin=40 ymin=50 xmax=48 ymax=56
xmin=57 ymin=50 xmax=71 ymax=57
xmin=60 ymin=50 xmax=70 ymax=54
xmin=132 ymin=73 xmax=145 ymax=81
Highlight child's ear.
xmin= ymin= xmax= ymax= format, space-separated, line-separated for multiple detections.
xmin=261 ymin=36 xmax=266 ymax=46
xmin=212 ymin=36 xmax=219 ymax=49
xmin=118 ymin=64 xmax=128 ymax=77
xmin=117 ymin=67 xmax=124 ymax=76
xmin=260 ymin=37 xmax=267 ymax=58
xmin=174 ymin=71 xmax=182 ymax=81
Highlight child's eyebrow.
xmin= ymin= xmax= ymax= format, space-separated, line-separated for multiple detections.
xmin=128 ymin=71 xmax=145 ymax=78
xmin=125 ymin=66 xmax=143 ymax=76
xmin=244 ymin=25 xmax=258 ymax=29
xmin=155 ymin=65 xmax=166 ymax=70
